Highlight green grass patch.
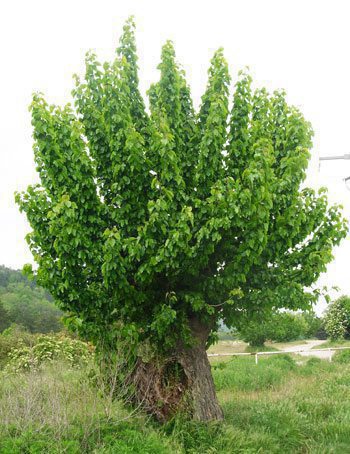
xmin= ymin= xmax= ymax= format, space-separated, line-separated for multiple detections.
xmin=312 ymin=339 xmax=350 ymax=349
xmin=213 ymin=354 xmax=297 ymax=392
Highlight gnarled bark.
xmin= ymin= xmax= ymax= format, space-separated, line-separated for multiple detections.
xmin=129 ymin=317 xmax=223 ymax=422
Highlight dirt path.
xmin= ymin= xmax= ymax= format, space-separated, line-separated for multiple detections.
xmin=282 ymin=339 xmax=333 ymax=360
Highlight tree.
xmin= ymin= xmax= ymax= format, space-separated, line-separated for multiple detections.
xmin=0 ymin=301 xmax=10 ymax=333
xmin=237 ymin=316 xmax=272 ymax=347
xmin=238 ymin=311 xmax=309 ymax=347
xmin=324 ymin=295 xmax=350 ymax=340
xmin=302 ymin=311 xmax=325 ymax=339
xmin=16 ymin=18 xmax=347 ymax=421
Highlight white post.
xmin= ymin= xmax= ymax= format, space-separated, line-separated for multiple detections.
xmin=255 ymin=353 xmax=258 ymax=365
xmin=329 ymin=348 xmax=332 ymax=363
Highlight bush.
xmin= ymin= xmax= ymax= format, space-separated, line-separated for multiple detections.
xmin=324 ymin=296 xmax=350 ymax=341
xmin=302 ymin=311 xmax=325 ymax=339
xmin=0 ymin=325 xmax=37 ymax=369
xmin=4 ymin=334 xmax=92 ymax=373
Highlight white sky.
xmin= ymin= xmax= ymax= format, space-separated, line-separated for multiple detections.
xmin=1 ymin=0 xmax=349 ymax=314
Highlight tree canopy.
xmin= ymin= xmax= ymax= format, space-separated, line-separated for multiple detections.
xmin=16 ymin=17 xmax=347 ymax=349
xmin=237 ymin=310 xmax=320 ymax=347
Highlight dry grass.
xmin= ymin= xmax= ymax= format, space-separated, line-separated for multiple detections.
xmin=266 ymin=339 xmax=309 ymax=350
xmin=0 ymin=361 xmax=127 ymax=442
xmin=208 ymin=339 xmax=311 ymax=357
xmin=207 ymin=340 xmax=248 ymax=355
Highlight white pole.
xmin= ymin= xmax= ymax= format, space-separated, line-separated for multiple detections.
xmin=255 ymin=353 xmax=258 ymax=365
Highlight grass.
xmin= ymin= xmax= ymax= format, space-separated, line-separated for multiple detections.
xmin=207 ymin=340 xmax=248 ymax=355
xmin=312 ymin=339 xmax=350 ymax=349
xmin=1 ymin=346 xmax=350 ymax=452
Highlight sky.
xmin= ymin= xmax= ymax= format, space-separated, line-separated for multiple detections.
xmin=1 ymin=0 xmax=350 ymax=314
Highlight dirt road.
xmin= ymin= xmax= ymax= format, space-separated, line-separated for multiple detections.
xmin=282 ymin=339 xmax=333 ymax=360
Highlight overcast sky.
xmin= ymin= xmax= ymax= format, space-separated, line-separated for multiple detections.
xmin=1 ymin=0 xmax=349 ymax=313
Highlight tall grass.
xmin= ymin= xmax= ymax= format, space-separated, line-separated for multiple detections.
xmin=0 ymin=361 xmax=176 ymax=453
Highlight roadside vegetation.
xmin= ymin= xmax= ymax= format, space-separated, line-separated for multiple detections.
xmin=1 ymin=331 xmax=350 ymax=453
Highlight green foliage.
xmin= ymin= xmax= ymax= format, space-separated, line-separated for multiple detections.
xmin=4 ymin=334 xmax=91 ymax=373
xmin=302 ymin=311 xmax=325 ymax=339
xmin=15 ymin=18 xmax=347 ymax=351
xmin=0 ymin=325 xmax=36 ymax=369
xmin=324 ymin=295 xmax=350 ymax=340
xmin=0 ymin=265 xmax=33 ymax=288
xmin=238 ymin=311 xmax=311 ymax=346
xmin=0 ymin=266 xmax=62 ymax=333
xmin=0 ymin=301 xmax=10 ymax=332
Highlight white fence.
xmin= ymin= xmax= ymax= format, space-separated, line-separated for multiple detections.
xmin=208 ymin=346 xmax=350 ymax=364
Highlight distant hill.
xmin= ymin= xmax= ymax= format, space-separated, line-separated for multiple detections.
xmin=0 ymin=265 xmax=63 ymax=333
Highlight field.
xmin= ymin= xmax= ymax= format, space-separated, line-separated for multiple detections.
xmin=1 ymin=343 xmax=350 ymax=453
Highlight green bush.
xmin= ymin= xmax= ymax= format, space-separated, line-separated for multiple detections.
xmin=0 ymin=301 xmax=10 ymax=333
xmin=324 ymin=296 xmax=350 ymax=341
xmin=4 ymin=334 xmax=91 ymax=373
xmin=0 ymin=325 xmax=37 ymax=369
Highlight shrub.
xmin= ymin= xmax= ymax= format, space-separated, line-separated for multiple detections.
xmin=324 ymin=296 xmax=350 ymax=341
xmin=4 ymin=334 xmax=91 ymax=373
xmin=0 ymin=325 xmax=37 ymax=369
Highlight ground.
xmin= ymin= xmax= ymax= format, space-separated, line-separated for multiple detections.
xmin=1 ymin=340 xmax=350 ymax=452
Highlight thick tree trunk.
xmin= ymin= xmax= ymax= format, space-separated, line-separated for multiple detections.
xmin=129 ymin=317 xmax=223 ymax=422
xmin=176 ymin=319 xmax=224 ymax=421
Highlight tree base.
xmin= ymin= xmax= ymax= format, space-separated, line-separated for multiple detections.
xmin=129 ymin=319 xmax=223 ymax=422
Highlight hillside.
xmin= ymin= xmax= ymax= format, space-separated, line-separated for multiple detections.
xmin=0 ymin=266 xmax=62 ymax=333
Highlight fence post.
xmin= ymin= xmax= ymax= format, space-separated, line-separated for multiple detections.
xmin=255 ymin=353 xmax=258 ymax=365
xmin=329 ymin=348 xmax=332 ymax=363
